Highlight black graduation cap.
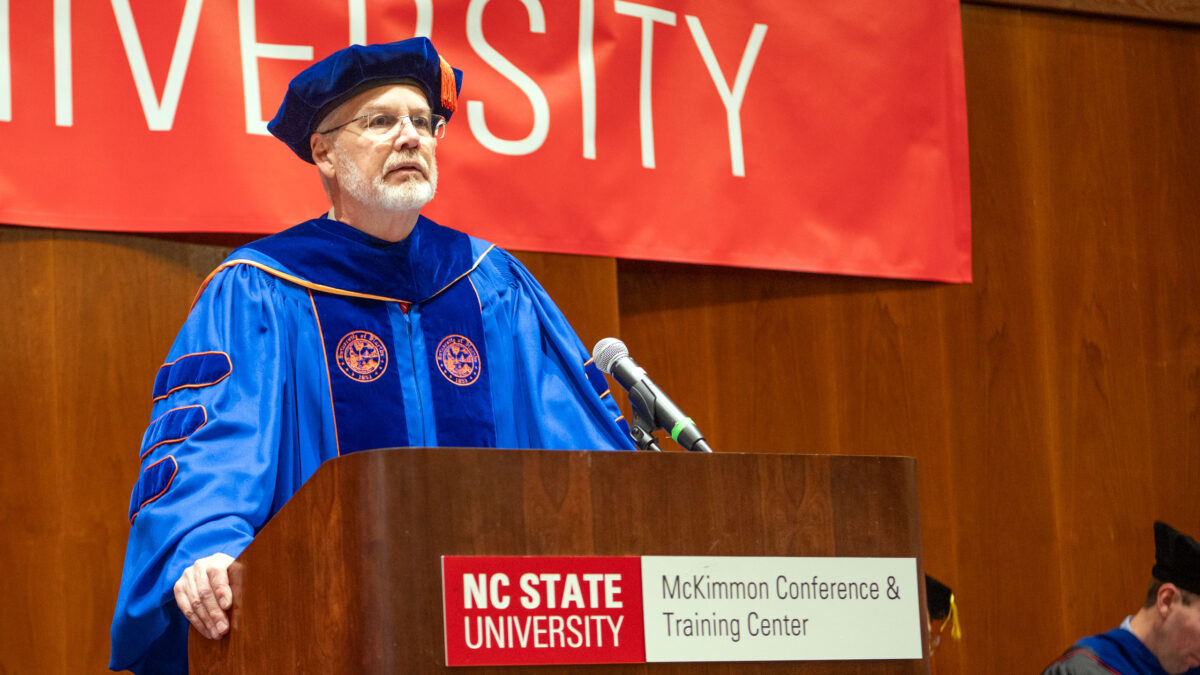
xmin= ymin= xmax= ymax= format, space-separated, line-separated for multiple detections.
xmin=926 ymin=574 xmax=961 ymax=641
xmin=926 ymin=575 xmax=953 ymax=620
xmin=1152 ymin=521 xmax=1200 ymax=595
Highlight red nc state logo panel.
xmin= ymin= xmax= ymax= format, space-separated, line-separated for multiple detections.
xmin=442 ymin=556 xmax=645 ymax=667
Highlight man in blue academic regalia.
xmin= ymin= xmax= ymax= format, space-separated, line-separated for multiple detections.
xmin=110 ymin=37 xmax=634 ymax=674
xmin=1042 ymin=522 xmax=1200 ymax=675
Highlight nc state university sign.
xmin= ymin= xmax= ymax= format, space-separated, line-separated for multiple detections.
xmin=442 ymin=555 xmax=922 ymax=666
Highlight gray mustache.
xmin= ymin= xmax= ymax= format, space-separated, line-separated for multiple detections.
xmin=385 ymin=153 xmax=426 ymax=174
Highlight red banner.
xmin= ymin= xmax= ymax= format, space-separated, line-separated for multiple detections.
xmin=1 ymin=1 xmax=970 ymax=281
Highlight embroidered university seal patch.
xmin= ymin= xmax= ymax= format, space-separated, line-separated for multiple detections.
xmin=336 ymin=331 xmax=388 ymax=382
xmin=436 ymin=334 xmax=481 ymax=386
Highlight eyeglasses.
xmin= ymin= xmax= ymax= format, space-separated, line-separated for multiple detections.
xmin=318 ymin=112 xmax=447 ymax=140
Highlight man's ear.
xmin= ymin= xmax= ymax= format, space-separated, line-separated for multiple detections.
xmin=311 ymin=134 xmax=337 ymax=179
xmin=1157 ymin=583 xmax=1181 ymax=616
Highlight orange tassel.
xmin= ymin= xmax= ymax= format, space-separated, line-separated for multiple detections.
xmin=439 ymin=57 xmax=457 ymax=113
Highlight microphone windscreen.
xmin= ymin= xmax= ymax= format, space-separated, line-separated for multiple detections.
xmin=592 ymin=338 xmax=629 ymax=374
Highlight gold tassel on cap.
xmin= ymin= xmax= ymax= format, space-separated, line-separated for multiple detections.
xmin=938 ymin=593 xmax=962 ymax=641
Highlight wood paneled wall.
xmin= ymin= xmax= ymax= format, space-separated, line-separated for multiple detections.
xmin=618 ymin=6 xmax=1200 ymax=673
xmin=1 ymin=4 xmax=1197 ymax=673
xmin=970 ymin=0 xmax=1200 ymax=25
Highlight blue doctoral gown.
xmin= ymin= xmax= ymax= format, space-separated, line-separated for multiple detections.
xmin=1042 ymin=627 xmax=1200 ymax=675
xmin=110 ymin=216 xmax=634 ymax=674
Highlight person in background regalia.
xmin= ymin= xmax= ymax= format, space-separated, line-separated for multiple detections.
xmin=925 ymin=574 xmax=961 ymax=657
xmin=1042 ymin=522 xmax=1200 ymax=675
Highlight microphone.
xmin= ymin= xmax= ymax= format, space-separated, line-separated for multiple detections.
xmin=592 ymin=338 xmax=713 ymax=453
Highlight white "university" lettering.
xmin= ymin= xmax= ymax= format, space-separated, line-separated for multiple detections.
xmin=111 ymin=0 xmax=205 ymax=130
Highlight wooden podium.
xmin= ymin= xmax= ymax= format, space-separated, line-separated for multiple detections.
xmin=191 ymin=448 xmax=928 ymax=674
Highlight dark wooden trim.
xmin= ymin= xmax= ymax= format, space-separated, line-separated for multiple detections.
xmin=964 ymin=0 xmax=1200 ymax=26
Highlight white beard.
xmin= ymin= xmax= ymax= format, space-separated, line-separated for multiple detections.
xmin=335 ymin=148 xmax=437 ymax=212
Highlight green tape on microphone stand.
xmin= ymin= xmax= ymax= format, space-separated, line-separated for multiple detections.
xmin=670 ymin=418 xmax=695 ymax=443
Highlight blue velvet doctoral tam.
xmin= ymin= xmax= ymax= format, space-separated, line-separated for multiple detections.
xmin=111 ymin=215 xmax=634 ymax=674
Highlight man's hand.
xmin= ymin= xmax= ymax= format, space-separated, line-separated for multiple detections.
xmin=173 ymin=552 xmax=235 ymax=640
